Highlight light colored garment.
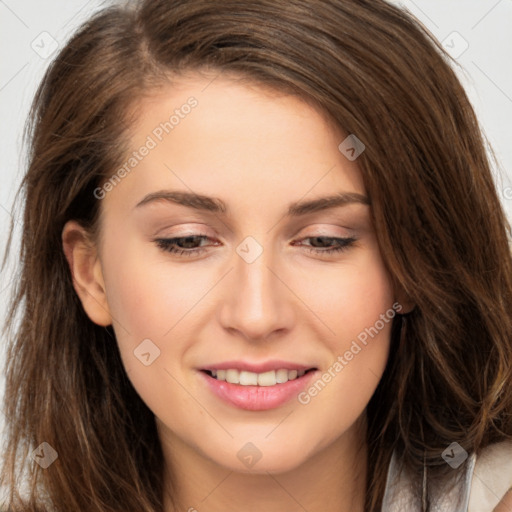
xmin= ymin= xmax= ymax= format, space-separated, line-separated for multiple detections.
xmin=381 ymin=440 xmax=512 ymax=511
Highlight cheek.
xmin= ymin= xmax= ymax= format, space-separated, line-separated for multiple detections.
xmin=294 ymin=250 xmax=395 ymax=343
xmin=98 ymin=236 xmax=203 ymax=383
xmin=291 ymin=249 xmax=395 ymax=408
xmin=100 ymin=246 xmax=201 ymax=415
xmin=101 ymin=235 xmax=208 ymax=339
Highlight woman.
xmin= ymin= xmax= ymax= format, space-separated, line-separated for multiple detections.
xmin=2 ymin=0 xmax=512 ymax=510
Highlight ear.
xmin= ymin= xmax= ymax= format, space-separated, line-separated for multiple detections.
xmin=62 ymin=220 xmax=112 ymax=326
xmin=394 ymin=284 xmax=416 ymax=315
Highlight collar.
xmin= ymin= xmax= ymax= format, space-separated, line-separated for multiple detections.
xmin=381 ymin=449 xmax=477 ymax=511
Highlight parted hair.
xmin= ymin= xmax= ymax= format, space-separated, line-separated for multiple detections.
xmin=2 ymin=0 xmax=512 ymax=511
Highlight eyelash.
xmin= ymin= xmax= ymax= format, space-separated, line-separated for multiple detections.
xmin=153 ymin=234 xmax=357 ymax=258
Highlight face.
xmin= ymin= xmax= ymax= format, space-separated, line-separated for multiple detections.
xmin=88 ymin=74 xmax=400 ymax=474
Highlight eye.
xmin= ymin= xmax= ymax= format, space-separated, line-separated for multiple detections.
xmin=293 ymin=236 xmax=357 ymax=255
xmin=153 ymin=234 xmax=357 ymax=258
xmin=154 ymin=234 xmax=215 ymax=257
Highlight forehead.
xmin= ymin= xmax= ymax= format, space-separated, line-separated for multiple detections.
xmin=102 ymin=74 xmax=366 ymax=217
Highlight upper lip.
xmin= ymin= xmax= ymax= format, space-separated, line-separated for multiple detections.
xmin=200 ymin=360 xmax=317 ymax=373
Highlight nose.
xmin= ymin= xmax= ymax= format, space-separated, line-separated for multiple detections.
xmin=218 ymin=241 xmax=295 ymax=342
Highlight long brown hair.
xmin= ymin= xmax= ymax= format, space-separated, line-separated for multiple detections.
xmin=2 ymin=1 xmax=512 ymax=510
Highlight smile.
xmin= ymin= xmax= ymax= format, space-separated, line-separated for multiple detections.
xmin=199 ymin=366 xmax=318 ymax=411
xmin=203 ymin=368 xmax=315 ymax=386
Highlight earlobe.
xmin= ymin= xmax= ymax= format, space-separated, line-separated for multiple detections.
xmin=62 ymin=220 xmax=112 ymax=326
xmin=396 ymin=299 xmax=415 ymax=315
xmin=394 ymin=286 xmax=416 ymax=315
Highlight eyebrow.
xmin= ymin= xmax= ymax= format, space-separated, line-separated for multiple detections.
xmin=134 ymin=190 xmax=370 ymax=216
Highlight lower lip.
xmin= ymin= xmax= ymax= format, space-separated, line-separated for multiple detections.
xmin=199 ymin=370 xmax=317 ymax=411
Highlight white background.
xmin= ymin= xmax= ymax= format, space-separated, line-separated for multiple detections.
xmin=0 ymin=0 xmax=511 ymax=442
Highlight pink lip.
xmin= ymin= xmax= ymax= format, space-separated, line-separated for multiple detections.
xmin=199 ymin=369 xmax=318 ymax=411
xmin=200 ymin=360 xmax=316 ymax=373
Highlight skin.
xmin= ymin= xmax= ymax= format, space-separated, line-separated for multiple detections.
xmin=494 ymin=490 xmax=512 ymax=512
xmin=62 ymin=74 xmax=412 ymax=512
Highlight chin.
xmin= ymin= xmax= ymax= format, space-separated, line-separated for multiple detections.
xmin=214 ymin=445 xmax=311 ymax=475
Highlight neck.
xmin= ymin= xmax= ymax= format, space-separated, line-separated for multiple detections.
xmin=160 ymin=414 xmax=368 ymax=512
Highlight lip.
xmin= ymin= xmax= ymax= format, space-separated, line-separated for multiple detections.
xmin=199 ymin=368 xmax=318 ymax=411
xmin=200 ymin=360 xmax=315 ymax=373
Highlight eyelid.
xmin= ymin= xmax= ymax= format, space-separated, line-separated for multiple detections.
xmin=153 ymin=232 xmax=358 ymax=259
xmin=152 ymin=223 xmax=217 ymax=238
xmin=293 ymin=224 xmax=357 ymax=239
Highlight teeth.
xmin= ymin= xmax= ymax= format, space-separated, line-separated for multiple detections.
xmin=226 ymin=369 xmax=240 ymax=384
xmin=209 ymin=368 xmax=309 ymax=386
xmin=258 ymin=370 xmax=276 ymax=386
xmin=239 ymin=370 xmax=258 ymax=385
xmin=276 ymin=369 xmax=289 ymax=383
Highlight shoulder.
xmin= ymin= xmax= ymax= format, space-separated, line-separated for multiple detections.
xmin=382 ymin=440 xmax=512 ymax=511
xmin=468 ymin=439 xmax=512 ymax=512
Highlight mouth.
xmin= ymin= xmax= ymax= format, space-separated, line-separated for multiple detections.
xmin=200 ymin=367 xmax=317 ymax=386
xmin=199 ymin=364 xmax=319 ymax=411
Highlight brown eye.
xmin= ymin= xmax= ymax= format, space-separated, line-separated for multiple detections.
xmin=154 ymin=235 xmax=214 ymax=257
xmin=294 ymin=236 xmax=357 ymax=255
